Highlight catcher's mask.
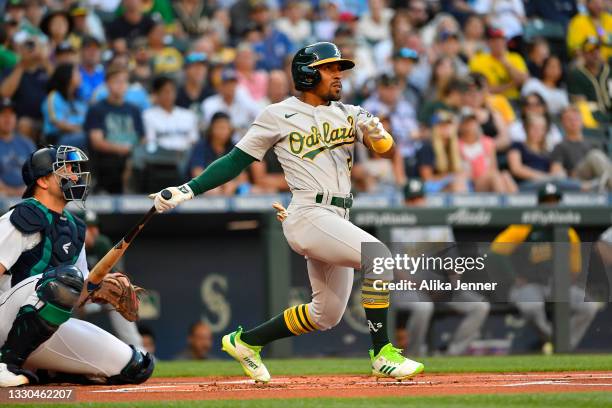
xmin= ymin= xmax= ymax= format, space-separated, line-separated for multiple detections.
xmin=22 ymin=145 xmax=91 ymax=203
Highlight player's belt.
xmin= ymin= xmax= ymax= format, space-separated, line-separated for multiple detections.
xmin=315 ymin=193 xmax=353 ymax=209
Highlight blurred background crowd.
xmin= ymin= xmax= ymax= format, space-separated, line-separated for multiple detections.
xmin=0 ymin=0 xmax=611 ymax=198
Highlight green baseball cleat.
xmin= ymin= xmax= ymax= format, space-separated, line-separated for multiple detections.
xmin=221 ymin=326 xmax=271 ymax=383
xmin=369 ymin=343 xmax=425 ymax=380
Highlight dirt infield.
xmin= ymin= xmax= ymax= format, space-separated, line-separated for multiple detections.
xmin=63 ymin=371 xmax=612 ymax=402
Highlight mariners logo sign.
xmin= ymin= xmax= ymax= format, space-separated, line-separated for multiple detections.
xmin=288 ymin=116 xmax=356 ymax=160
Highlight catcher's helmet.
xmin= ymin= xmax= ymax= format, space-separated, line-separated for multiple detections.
xmin=22 ymin=145 xmax=90 ymax=202
xmin=291 ymin=42 xmax=355 ymax=91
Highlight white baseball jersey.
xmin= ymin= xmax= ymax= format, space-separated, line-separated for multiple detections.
xmin=236 ymin=96 xmax=373 ymax=194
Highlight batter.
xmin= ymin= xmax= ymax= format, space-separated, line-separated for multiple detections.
xmin=0 ymin=146 xmax=153 ymax=387
xmin=150 ymin=42 xmax=424 ymax=382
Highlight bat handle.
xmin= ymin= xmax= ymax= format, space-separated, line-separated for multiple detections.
xmin=161 ymin=189 xmax=172 ymax=200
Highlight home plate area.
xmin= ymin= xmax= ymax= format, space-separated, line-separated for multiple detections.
xmin=70 ymin=372 xmax=612 ymax=402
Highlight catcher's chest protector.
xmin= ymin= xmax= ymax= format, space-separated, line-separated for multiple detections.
xmin=9 ymin=199 xmax=85 ymax=287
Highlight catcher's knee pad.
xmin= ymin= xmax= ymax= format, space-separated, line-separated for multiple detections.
xmin=0 ymin=305 xmax=58 ymax=367
xmin=107 ymin=346 xmax=154 ymax=385
xmin=36 ymin=265 xmax=84 ymax=324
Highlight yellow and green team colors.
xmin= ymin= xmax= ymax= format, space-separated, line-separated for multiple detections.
xmin=283 ymin=304 xmax=318 ymax=335
xmin=361 ymin=278 xmax=390 ymax=309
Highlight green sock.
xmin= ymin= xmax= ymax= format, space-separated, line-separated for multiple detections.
xmin=364 ymin=306 xmax=390 ymax=355
xmin=362 ymin=278 xmax=390 ymax=355
xmin=241 ymin=304 xmax=318 ymax=346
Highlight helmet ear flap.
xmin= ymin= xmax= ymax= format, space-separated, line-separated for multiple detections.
xmin=296 ymin=65 xmax=321 ymax=90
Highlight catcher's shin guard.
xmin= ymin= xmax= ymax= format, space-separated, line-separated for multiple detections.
xmin=107 ymin=345 xmax=154 ymax=385
xmin=0 ymin=265 xmax=83 ymax=369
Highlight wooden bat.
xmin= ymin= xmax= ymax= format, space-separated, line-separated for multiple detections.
xmin=86 ymin=189 xmax=172 ymax=286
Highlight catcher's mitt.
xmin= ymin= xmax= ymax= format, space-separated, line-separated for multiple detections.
xmin=86 ymin=273 xmax=144 ymax=322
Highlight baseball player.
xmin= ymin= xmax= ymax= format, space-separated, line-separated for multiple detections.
xmin=150 ymin=42 xmax=424 ymax=382
xmin=0 ymin=145 xmax=153 ymax=387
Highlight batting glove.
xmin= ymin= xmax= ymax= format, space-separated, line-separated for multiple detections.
xmin=358 ymin=117 xmax=394 ymax=153
xmin=148 ymin=184 xmax=194 ymax=213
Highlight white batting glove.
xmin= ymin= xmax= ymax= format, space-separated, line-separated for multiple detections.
xmin=358 ymin=116 xmax=386 ymax=141
xmin=148 ymin=184 xmax=194 ymax=213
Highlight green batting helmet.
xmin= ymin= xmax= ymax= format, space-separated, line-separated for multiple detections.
xmin=291 ymin=42 xmax=355 ymax=91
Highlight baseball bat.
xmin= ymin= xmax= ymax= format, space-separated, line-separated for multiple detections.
xmin=85 ymin=189 xmax=172 ymax=286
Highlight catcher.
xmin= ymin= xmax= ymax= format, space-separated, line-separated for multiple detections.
xmin=0 ymin=145 xmax=152 ymax=387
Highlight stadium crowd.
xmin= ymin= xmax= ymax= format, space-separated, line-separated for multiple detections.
xmin=0 ymin=0 xmax=611 ymax=198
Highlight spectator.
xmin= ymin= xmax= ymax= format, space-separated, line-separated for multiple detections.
xmin=421 ymin=13 xmax=461 ymax=49
xmin=78 ymin=35 xmax=104 ymax=103
xmin=469 ymin=26 xmax=528 ymax=100
xmin=0 ymin=24 xmax=18 ymax=72
xmin=507 ymin=113 xmax=579 ymax=191
xmin=567 ymin=0 xmax=612 ymax=60
xmin=276 ymin=0 xmax=312 ymax=47
xmin=146 ymin=16 xmax=183 ymax=78
xmin=419 ymin=77 xmax=464 ymax=127
xmin=434 ymin=29 xmax=469 ymax=77
xmin=567 ymin=37 xmax=612 ymax=124
xmin=460 ymin=14 xmax=486 ymax=61
xmin=39 ymin=9 xmax=72 ymax=54
xmin=201 ymin=68 xmax=260 ymax=139
xmin=67 ymin=2 xmax=106 ymax=48
xmin=176 ymin=52 xmax=214 ymax=117
xmin=105 ymin=0 xmax=155 ymax=51
xmin=390 ymin=48 xmax=422 ymax=108
xmin=0 ymin=31 xmax=51 ymax=142
xmin=458 ymin=109 xmax=517 ymax=192
xmin=525 ymin=0 xmax=577 ymax=28
xmin=91 ymin=54 xmax=151 ymax=111
xmin=41 ymin=62 xmax=87 ymax=150
xmin=172 ymin=0 xmax=218 ymax=40
xmin=417 ymin=110 xmax=469 ymax=192
xmin=54 ymin=41 xmax=78 ymax=65
xmin=235 ymin=43 xmax=268 ymax=102
xmin=84 ymin=64 xmax=144 ymax=194
xmin=509 ymin=93 xmax=563 ymax=151
xmin=373 ymin=11 xmax=411 ymax=69
xmin=462 ymin=73 xmax=511 ymax=151
xmin=525 ymin=37 xmax=550 ymax=79
xmin=22 ymin=0 xmax=45 ymax=38
xmin=0 ymin=98 xmax=34 ymax=196
xmin=260 ymin=69 xmax=290 ymax=106
xmin=424 ymin=55 xmax=457 ymax=102
xmin=363 ymin=74 xmax=420 ymax=175
xmin=144 ymin=76 xmax=198 ymax=154
xmin=406 ymin=0 xmax=429 ymax=31
xmin=187 ymin=111 xmax=248 ymax=195
xmin=522 ymin=55 xmax=569 ymax=116
xmin=251 ymin=1 xmax=294 ymax=71
xmin=174 ymin=321 xmax=213 ymax=360
xmin=357 ymin=0 xmax=394 ymax=46
xmin=473 ymin=0 xmax=526 ymax=39
xmin=551 ymin=106 xmax=612 ymax=191
xmin=129 ymin=37 xmax=153 ymax=90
